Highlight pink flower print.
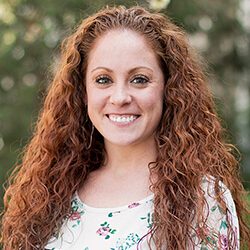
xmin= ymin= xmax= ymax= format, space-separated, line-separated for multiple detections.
xmin=219 ymin=234 xmax=229 ymax=249
xmin=128 ymin=202 xmax=140 ymax=208
xmin=196 ymin=225 xmax=209 ymax=238
xmin=96 ymin=221 xmax=117 ymax=239
xmin=69 ymin=211 xmax=81 ymax=221
xmin=96 ymin=227 xmax=111 ymax=237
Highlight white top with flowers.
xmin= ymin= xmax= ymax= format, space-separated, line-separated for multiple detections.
xmin=45 ymin=178 xmax=239 ymax=250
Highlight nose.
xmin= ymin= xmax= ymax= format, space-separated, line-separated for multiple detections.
xmin=109 ymin=84 xmax=132 ymax=106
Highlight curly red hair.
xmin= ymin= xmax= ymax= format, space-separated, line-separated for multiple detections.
xmin=1 ymin=5 xmax=249 ymax=250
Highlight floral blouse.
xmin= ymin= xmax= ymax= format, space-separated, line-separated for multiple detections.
xmin=45 ymin=178 xmax=239 ymax=250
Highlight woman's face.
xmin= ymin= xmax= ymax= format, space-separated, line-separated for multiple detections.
xmin=85 ymin=29 xmax=164 ymax=148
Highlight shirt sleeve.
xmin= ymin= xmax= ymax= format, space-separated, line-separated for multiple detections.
xmin=194 ymin=178 xmax=240 ymax=249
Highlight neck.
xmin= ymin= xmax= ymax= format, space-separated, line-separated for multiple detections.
xmin=103 ymin=139 xmax=158 ymax=175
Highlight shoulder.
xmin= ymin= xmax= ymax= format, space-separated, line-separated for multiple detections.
xmin=201 ymin=176 xmax=238 ymax=218
xmin=45 ymin=194 xmax=85 ymax=249
xmin=195 ymin=176 xmax=240 ymax=249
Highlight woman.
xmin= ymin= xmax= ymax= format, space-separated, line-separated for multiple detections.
xmin=1 ymin=5 xmax=249 ymax=250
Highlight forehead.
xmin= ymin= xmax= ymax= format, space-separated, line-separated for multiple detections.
xmin=86 ymin=29 xmax=161 ymax=71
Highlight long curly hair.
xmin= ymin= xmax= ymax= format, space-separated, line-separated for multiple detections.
xmin=1 ymin=5 xmax=249 ymax=250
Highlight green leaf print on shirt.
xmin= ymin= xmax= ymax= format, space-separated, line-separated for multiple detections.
xmin=210 ymin=204 xmax=225 ymax=215
xmin=108 ymin=211 xmax=121 ymax=217
xmin=140 ymin=212 xmax=153 ymax=228
xmin=110 ymin=233 xmax=140 ymax=250
xmin=69 ymin=198 xmax=85 ymax=228
xmin=200 ymin=235 xmax=217 ymax=249
xmin=219 ymin=220 xmax=228 ymax=230
xmin=96 ymin=221 xmax=117 ymax=240
xmin=197 ymin=224 xmax=229 ymax=250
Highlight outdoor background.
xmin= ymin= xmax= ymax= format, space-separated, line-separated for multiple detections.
xmin=0 ymin=0 xmax=250 ymax=213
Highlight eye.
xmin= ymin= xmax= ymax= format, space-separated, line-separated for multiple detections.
xmin=95 ymin=75 xmax=112 ymax=85
xmin=131 ymin=75 xmax=149 ymax=85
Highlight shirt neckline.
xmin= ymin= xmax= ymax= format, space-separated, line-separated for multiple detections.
xmin=74 ymin=192 xmax=154 ymax=213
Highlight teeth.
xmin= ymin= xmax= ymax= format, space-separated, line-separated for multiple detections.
xmin=109 ymin=115 xmax=137 ymax=123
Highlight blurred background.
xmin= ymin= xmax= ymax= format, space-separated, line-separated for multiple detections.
xmin=0 ymin=0 xmax=250 ymax=211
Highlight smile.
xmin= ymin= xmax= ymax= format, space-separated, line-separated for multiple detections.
xmin=107 ymin=114 xmax=139 ymax=123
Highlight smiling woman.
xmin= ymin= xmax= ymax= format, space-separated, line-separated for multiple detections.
xmin=86 ymin=29 xmax=164 ymax=148
xmin=1 ymin=5 xmax=250 ymax=250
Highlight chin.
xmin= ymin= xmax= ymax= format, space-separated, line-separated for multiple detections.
xmin=105 ymin=137 xmax=141 ymax=147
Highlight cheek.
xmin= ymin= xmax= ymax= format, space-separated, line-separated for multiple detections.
xmin=143 ymin=90 xmax=164 ymax=112
xmin=86 ymin=88 xmax=103 ymax=109
xmin=86 ymin=89 xmax=97 ymax=119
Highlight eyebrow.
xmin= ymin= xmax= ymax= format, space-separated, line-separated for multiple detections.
xmin=91 ymin=66 xmax=153 ymax=74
